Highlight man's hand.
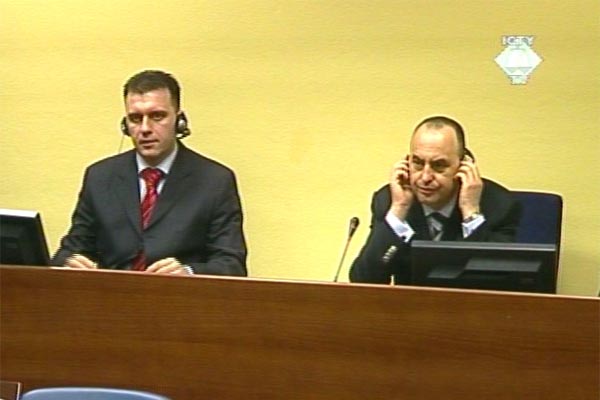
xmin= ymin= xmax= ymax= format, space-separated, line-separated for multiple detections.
xmin=455 ymin=156 xmax=483 ymax=218
xmin=389 ymin=157 xmax=414 ymax=220
xmin=64 ymin=254 xmax=98 ymax=269
xmin=145 ymin=257 xmax=190 ymax=274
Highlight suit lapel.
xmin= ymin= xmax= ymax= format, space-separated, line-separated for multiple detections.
xmin=441 ymin=207 xmax=463 ymax=240
xmin=407 ymin=205 xmax=431 ymax=240
xmin=146 ymin=144 xmax=193 ymax=229
xmin=112 ymin=152 xmax=142 ymax=234
xmin=376 ymin=186 xmax=431 ymax=240
xmin=409 ymin=203 xmax=463 ymax=241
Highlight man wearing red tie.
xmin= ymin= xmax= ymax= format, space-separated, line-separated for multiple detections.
xmin=52 ymin=70 xmax=247 ymax=276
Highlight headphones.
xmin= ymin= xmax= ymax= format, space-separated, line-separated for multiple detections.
xmin=120 ymin=112 xmax=191 ymax=139
xmin=463 ymin=147 xmax=476 ymax=162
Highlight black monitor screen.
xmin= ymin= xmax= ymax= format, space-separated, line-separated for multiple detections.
xmin=0 ymin=209 xmax=50 ymax=266
xmin=410 ymin=241 xmax=557 ymax=294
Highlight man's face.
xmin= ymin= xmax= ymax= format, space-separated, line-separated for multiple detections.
xmin=124 ymin=88 xmax=178 ymax=166
xmin=409 ymin=124 xmax=462 ymax=210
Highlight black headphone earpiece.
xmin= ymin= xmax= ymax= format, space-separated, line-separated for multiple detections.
xmin=120 ymin=117 xmax=129 ymax=136
xmin=174 ymin=112 xmax=191 ymax=138
xmin=120 ymin=112 xmax=191 ymax=138
xmin=462 ymin=148 xmax=476 ymax=162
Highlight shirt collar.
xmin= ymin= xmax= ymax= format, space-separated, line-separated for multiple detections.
xmin=136 ymin=141 xmax=178 ymax=176
xmin=422 ymin=194 xmax=457 ymax=219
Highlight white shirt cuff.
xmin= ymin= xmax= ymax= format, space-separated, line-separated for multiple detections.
xmin=462 ymin=214 xmax=486 ymax=237
xmin=385 ymin=211 xmax=415 ymax=243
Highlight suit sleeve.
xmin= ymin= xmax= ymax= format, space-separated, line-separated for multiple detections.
xmin=349 ymin=180 xmax=521 ymax=285
xmin=187 ymin=171 xmax=247 ymax=276
xmin=51 ymin=168 xmax=99 ymax=266
xmin=349 ymin=192 xmax=410 ymax=284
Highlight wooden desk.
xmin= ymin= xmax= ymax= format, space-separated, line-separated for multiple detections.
xmin=1 ymin=266 xmax=598 ymax=399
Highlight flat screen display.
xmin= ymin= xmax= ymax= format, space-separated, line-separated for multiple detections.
xmin=410 ymin=240 xmax=557 ymax=294
xmin=0 ymin=208 xmax=50 ymax=266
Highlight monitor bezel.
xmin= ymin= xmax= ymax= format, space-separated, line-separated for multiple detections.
xmin=410 ymin=240 xmax=558 ymax=294
xmin=0 ymin=208 xmax=51 ymax=266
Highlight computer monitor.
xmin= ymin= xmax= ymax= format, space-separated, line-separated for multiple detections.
xmin=0 ymin=208 xmax=50 ymax=266
xmin=410 ymin=241 xmax=557 ymax=294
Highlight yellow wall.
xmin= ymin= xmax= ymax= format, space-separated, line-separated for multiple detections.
xmin=1 ymin=0 xmax=598 ymax=296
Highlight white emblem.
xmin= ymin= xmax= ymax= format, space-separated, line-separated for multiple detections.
xmin=495 ymin=35 xmax=542 ymax=84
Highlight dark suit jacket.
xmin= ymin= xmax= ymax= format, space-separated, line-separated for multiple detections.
xmin=52 ymin=143 xmax=247 ymax=276
xmin=349 ymin=178 xmax=520 ymax=284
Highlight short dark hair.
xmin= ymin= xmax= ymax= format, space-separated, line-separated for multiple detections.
xmin=413 ymin=115 xmax=466 ymax=158
xmin=123 ymin=70 xmax=181 ymax=109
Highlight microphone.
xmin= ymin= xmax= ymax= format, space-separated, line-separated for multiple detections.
xmin=333 ymin=217 xmax=360 ymax=282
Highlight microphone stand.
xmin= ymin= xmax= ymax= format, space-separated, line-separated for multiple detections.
xmin=333 ymin=237 xmax=353 ymax=282
xmin=333 ymin=217 xmax=360 ymax=282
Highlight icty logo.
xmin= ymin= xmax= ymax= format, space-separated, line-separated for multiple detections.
xmin=495 ymin=35 xmax=542 ymax=84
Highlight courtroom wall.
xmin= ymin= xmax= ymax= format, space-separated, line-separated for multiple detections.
xmin=1 ymin=0 xmax=598 ymax=295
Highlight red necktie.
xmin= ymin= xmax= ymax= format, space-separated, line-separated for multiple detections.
xmin=132 ymin=168 xmax=163 ymax=271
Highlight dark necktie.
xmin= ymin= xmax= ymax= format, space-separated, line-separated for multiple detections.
xmin=132 ymin=168 xmax=163 ymax=271
xmin=428 ymin=212 xmax=448 ymax=241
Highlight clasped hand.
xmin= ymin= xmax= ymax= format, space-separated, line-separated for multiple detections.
xmin=64 ymin=254 xmax=189 ymax=274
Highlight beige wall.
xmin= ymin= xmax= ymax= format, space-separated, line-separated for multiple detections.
xmin=1 ymin=0 xmax=598 ymax=295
